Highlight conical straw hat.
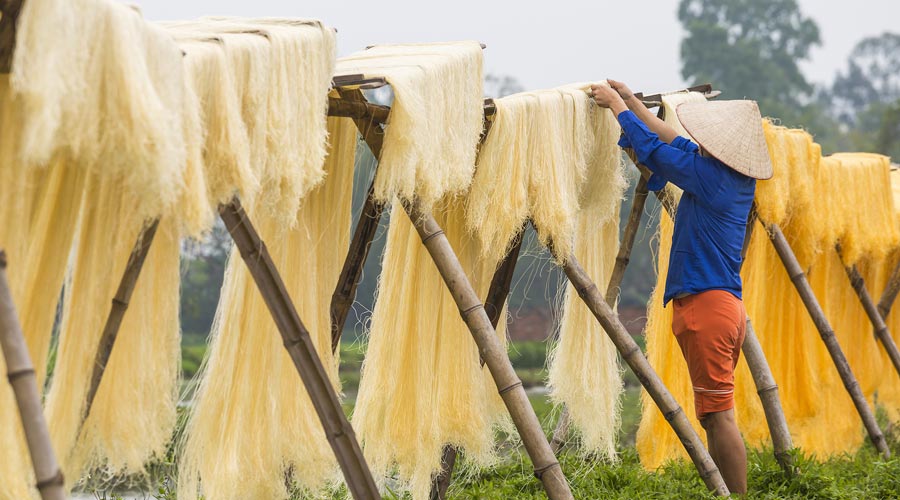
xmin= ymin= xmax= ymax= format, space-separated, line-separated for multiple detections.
xmin=676 ymin=100 xmax=774 ymax=180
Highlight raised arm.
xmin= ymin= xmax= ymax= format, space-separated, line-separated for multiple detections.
xmin=606 ymin=79 xmax=680 ymax=144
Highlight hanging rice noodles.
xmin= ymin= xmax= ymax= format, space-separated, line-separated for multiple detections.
xmin=636 ymin=94 xmax=900 ymax=467
xmin=335 ymin=41 xmax=484 ymax=209
xmin=176 ymin=19 xmax=342 ymax=500
xmin=1 ymin=0 xmax=204 ymax=495
xmin=466 ymin=82 xmax=627 ymax=457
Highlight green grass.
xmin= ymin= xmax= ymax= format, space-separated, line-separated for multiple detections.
xmin=107 ymin=338 xmax=900 ymax=498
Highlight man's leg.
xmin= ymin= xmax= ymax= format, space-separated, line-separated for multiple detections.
xmin=702 ymin=409 xmax=747 ymax=495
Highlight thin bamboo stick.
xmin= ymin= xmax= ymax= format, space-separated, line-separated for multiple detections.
xmin=837 ymin=247 xmax=900 ymax=379
xmin=429 ymin=229 xmax=525 ymax=500
xmin=0 ymin=251 xmax=65 ymax=500
xmin=877 ymin=260 xmax=900 ymax=320
xmin=549 ymin=175 xmax=650 ymax=454
xmin=83 ymin=218 xmax=160 ymax=422
xmin=555 ymin=247 xmax=729 ymax=496
xmin=739 ymin=213 xmax=794 ymax=472
xmin=766 ymin=223 xmax=890 ymax=459
xmin=0 ymin=0 xmax=23 ymax=73
xmin=218 ymin=198 xmax=380 ymax=499
xmin=404 ymin=203 xmax=573 ymax=500
xmin=330 ymin=178 xmax=384 ymax=352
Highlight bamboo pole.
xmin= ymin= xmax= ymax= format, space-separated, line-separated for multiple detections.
xmin=404 ymin=203 xmax=573 ymax=500
xmin=837 ymin=247 xmax=900 ymax=379
xmin=0 ymin=251 xmax=65 ymax=500
xmin=83 ymin=219 xmax=160 ymax=422
xmin=218 ymin=198 xmax=380 ymax=499
xmin=429 ymin=230 xmax=525 ymax=500
xmin=330 ymin=178 xmax=384 ymax=352
xmin=738 ymin=214 xmax=794 ymax=472
xmin=766 ymin=223 xmax=890 ymax=458
xmin=0 ymin=0 xmax=23 ymax=73
xmin=555 ymin=247 xmax=729 ymax=496
xmin=549 ymin=175 xmax=650 ymax=454
xmin=877 ymin=260 xmax=900 ymax=320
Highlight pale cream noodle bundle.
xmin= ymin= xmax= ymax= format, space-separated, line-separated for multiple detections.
xmin=178 ymin=117 xmax=356 ymax=500
xmin=467 ymin=82 xmax=626 ymax=458
xmin=335 ymin=41 xmax=484 ymax=209
xmin=353 ymin=199 xmax=510 ymax=500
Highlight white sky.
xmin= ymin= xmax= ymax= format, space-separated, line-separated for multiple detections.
xmin=134 ymin=0 xmax=899 ymax=97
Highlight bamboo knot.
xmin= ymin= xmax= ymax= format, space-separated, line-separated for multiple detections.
xmin=757 ymin=384 xmax=779 ymax=396
xmin=788 ymin=270 xmax=806 ymax=282
xmin=35 ymin=471 xmax=64 ymax=490
xmin=498 ymin=381 xmax=523 ymax=395
xmin=622 ymin=345 xmax=641 ymax=359
xmin=7 ymin=368 xmax=34 ymax=383
xmin=616 ymin=255 xmax=630 ymax=266
xmin=459 ymin=304 xmax=484 ymax=319
xmin=663 ymin=406 xmax=683 ymax=422
xmin=112 ymin=297 xmax=128 ymax=308
xmin=699 ymin=465 xmax=721 ymax=479
xmin=875 ymin=326 xmax=890 ymax=338
xmin=282 ymin=337 xmax=303 ymax=349
xmin=0 ymin=249 xmax=6 ymax=268
xmin=421 ymin=229 xmax=444 ymax=244
xmin=577 ymin=283 xmax=597 ymax=299
xmin=532 ymin=462 xmax=560 ymax=480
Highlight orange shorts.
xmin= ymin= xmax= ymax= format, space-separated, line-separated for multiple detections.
xmin=672 ymin=289 xmax=746 ymax=420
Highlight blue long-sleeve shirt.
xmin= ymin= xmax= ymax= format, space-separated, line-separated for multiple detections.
xmin=616 ymin=110 xmax=756 ymax=305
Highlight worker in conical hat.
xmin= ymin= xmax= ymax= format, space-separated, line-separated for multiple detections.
xmin=590 ymin=79 xmax=773 ymax=495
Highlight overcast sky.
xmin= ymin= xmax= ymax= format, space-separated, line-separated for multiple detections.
xmin=135 ymin=0 xmax=898 ymax=98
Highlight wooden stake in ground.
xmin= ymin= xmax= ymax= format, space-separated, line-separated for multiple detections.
xmin=0 ymin=251 xmax=65 ymax=500
xmin=330 ymin=178 xmax=384 ymax=352
xmin=837 ymin=247 xmax=900 ymax=379
xmin=429 ymin=230 xmax=525 ymax=500
xmin=554 ymin=246 xmax=729 ymax=496
xmin=550 ymin=175 xmax=649 ymax=453
xmin=739 ymin=214 xmax=794 ymax=472
xmin=219 ymin=198 xmax=380 ymax=499
xmin=404 ymin=204 xmax=573 ymax=500
xmin=83 ymin=219 xmax=160 ymax=422
xmin=767 ymin=223 xmax=890 ymax=459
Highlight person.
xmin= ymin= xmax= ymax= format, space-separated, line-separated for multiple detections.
xmin=589 ymin=79 xmax=773 ymax=495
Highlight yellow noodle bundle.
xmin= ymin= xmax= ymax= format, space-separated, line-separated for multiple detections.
xmin=11 ymin=0 xmax=187 ymax=223
xmin=353 ymin=199 xmax=509 ymax=500
xmin=636 ymin=109 xmax=899 ymax=467
xmin=335 ymin=42 xmax=484 ymax=209
xmin=178 ymin=117 xmax=356 ymax=500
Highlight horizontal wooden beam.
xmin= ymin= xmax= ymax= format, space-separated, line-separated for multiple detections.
xmin=327 ymin=97 xmax=390 ymax=123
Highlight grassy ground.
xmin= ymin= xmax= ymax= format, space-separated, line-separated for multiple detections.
xmin=85 ymin=340 xmax=900 ymax=499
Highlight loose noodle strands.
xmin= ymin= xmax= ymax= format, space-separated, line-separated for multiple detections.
xmin=547 ymin=214 xmax=622 ymax=458
xmin=336 ymin=41 xmax=484 ymax=209
xmin=467 ymin=83 xmax=625 ymax=264
xmin=11 ymin=0 xmax=187 ymax=223
xmin=178 ymin=118 xmax=356 ymax=500
xmin=199 ymin=17 xmax=337 ymax=225
xmin=353 ymin=198 xmax=508 ymax=500
xmin=171 ymin=36 xmax=256 ymax=210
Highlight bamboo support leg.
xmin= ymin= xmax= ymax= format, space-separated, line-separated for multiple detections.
xmin=738 ymin=214 xmax=794 ymax=472
xmin=404 ymin=204 xmax=572 ymax=500
xmin=0 ymin=251 xmax=65 ymax=500
xmin=767 ymin=223 xmax=890 ymax=458
xmin=839 ymin=251 xmax=900 ymax=379
xmin=218 ymin=198 xmax=379 ymax=499
xmin=549 ymin=175 xmax=650 ymax=454
xmin=82 ymin=219 xmax=160 ymax=422
xmin=878 ymin=260 xmax=900 ymax=321
xmin=429 ymin=230 xmax=525 ymax=500
xmin=330 ymin=178 xmax=384 ymax=352
xmin=558 ymin=252 xmax=728 ymax=495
